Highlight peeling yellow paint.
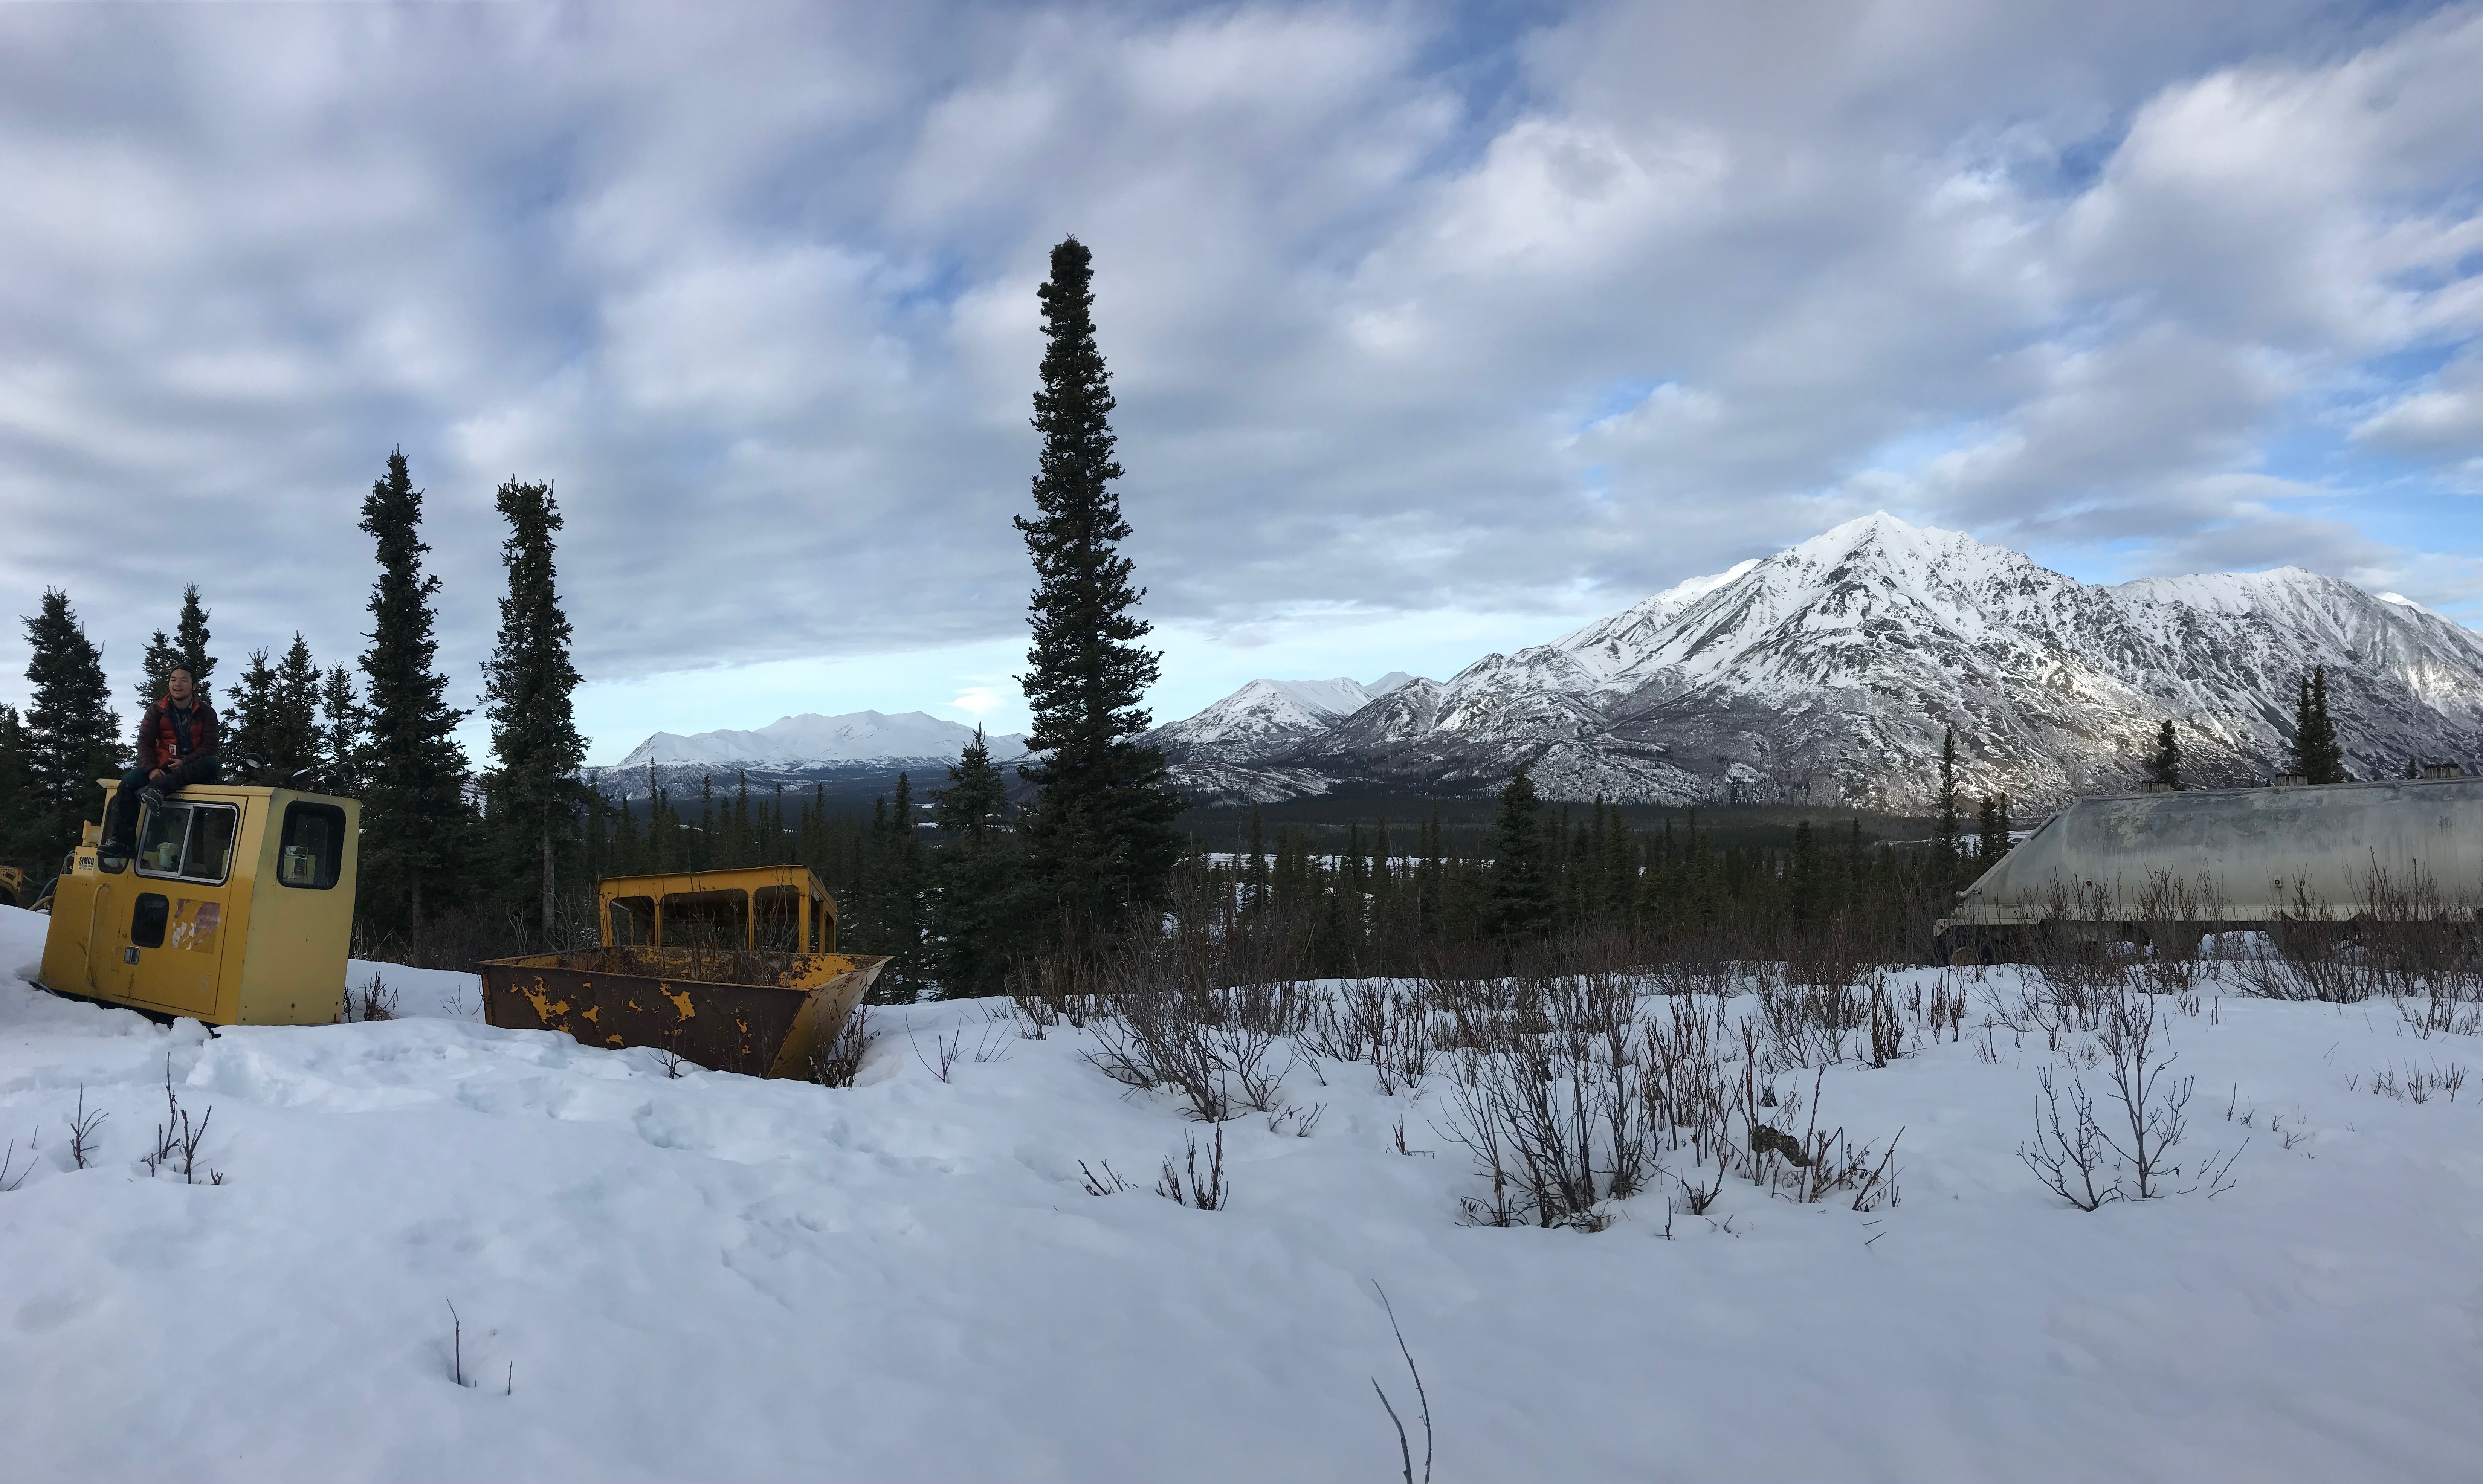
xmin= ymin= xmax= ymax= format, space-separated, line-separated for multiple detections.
xmin=666 ymin=988 xmax=696 ymax=1019
xmin=522 ymin=981 xmax=575 ymax=1025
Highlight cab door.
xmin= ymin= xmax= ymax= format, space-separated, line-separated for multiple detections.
xmin=125 ymin=800 xmax=237 ymax=1018
xmin=85 ymin=878 xmax=131 ymax=998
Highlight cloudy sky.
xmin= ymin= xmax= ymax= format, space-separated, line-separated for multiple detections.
xmin=2 ymin=0 xmax=2478 ymax=763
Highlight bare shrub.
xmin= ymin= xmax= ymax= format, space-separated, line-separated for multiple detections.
xmin=1082 ymin=924 xmax=1317 ymax=1120
xmin=1155 ymin=1126 xmax=1228 ymax=1209
xmin=1648 ymin=937 xmax=1738 ymax=1000
xmin=809 ymin=1004 xmax=877 ymax=1089
xmin=2130 ymin=872 xmax=2219 ymax=997
xmin=0 ymin=1136 xmax=29 ymax=1193
xmin=1369 ymin=1283 xmax=1433 ymax=1484
xmin=66 ymin=1086 xmax=104 ymax=1170
xmin=2020 ymin=985 xmax=2242 ymax=1207
xmin=1762 ymin=916 xmax=1874 ymax=1067
xmin=446 ymin=1299 xmax=473 ymax=1388
xmin=1267 ymin=1101 xmax=1323 ymax=1137
xmin=139 ymin=1060 xmax=220 ymax=1185
xmin=345 ymin=974 xmax=399 ymax=1024
xmin=1866 ymin=976 xmax=1904 ymax=1066
xmin=2366 ymin=1060 xmax=2469 ymax=1103
xmin=1923 ymin=972 xmax=1969 ymax=1044
xmin=1439 ymin=970 xmax=1651 ymax=1229
xmin=2020 ymin=1065 xmax=2119 ymax=1211
xmin=1078 ymin=1158 xmax=1135 ymax=1195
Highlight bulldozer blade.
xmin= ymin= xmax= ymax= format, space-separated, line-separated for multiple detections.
xmin=478 ymin=947 xmax=887 ymax=1079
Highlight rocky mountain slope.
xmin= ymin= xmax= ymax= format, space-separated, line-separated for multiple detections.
xmin=1150 ymin=514 xmax=2483 ymax=811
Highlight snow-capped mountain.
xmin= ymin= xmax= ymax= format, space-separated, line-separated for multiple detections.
xmin=606 ymin=711 xmax=1026 ymax=796
xmin=1142 ymin=673 xmax=1417 ymax=763
xmin=1156 ymin=513 xmax=2483 ymax=810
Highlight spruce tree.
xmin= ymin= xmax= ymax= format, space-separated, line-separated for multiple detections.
xmin=357 ymin=449 xmax=474 ymax=945
xmin=481 ymin=477 xmax=586 ymax=937
xmin=2290 ymin=666 xmax=2346 ymax=784
xmin=927 ymin=729 xmax=1022 ymax=997
xmin=226 ymin=647 xmax=279 ymax=774
xmin=132 ymin=585 xmax=216 ymax=709
xmin=1976 ymin=793 xmax=2010 ymax=863
xmin=135 ymin=629 xmax=182 ymax=710
xmin=1934 ymin=725 xmax=1961 ymax=870
xmin=0 ymin=704 xmax=31 ymax=866
xmin=319 ymin=663 xmax=368 ymax=796
xmin=228 ymin=637 xmax=323 ymax=783
xmin=2146 ymin=719 xmax=2181 ymax=789
xmin=1013 ymin=236 xmax=1181 ymax=944
xmin=21 ymin=589 xmax=122 ymax=864
xmin=267 ymin=634 xmax=324 ymax=782
xmin=1486 ymin=764 xmax=1553 ymax=941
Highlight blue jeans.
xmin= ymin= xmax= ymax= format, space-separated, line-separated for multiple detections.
xmin=106 ymin=751 xmax=218 ymax=849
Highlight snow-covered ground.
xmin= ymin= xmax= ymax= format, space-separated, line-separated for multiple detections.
xmin=4 ymin=902 xmax=2481 ymax=1481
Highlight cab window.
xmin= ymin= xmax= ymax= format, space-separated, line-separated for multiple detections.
xmin=136 ymin=802 xmax=239 ymax=885
xmin=131 ymin=893 xmax=169 ymax=949
xmin=278 ymin=802 xmax=346 ymax=890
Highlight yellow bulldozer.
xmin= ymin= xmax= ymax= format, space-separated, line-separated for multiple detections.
xmin=478 ymin=866 xmax=886 ymax=1079
xmin=32 ymin=779 xmax=878 ymax=1078
xmin=38 ymin=777 xmax=362 ymax=1023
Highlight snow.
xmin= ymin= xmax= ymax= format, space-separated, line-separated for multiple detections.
xmin=1149 ymin=676 xmax=1417 ymax=759
xmin=6 ymin=901 xmax=2483 ymax=1480
xmin=615 ymin=711 xmax=1029 ymax=771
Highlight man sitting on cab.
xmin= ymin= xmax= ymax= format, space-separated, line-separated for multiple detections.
xmin=101 ymin=666 xmax=219 ymax=865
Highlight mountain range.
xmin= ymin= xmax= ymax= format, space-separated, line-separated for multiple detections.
xmin=605 ymin=514 xmax=2483 ymax=814
xmin=598 ymin=711 xmax=1025 ymax=800
xmin=1144 ymin=513 xmax=2483 ymax=811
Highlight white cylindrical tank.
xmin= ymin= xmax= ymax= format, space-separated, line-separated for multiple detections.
xmin=1944 ymin=775 xmax=2483 ymax=934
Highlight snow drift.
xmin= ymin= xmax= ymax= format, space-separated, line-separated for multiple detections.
xmin=4 ymin=904 xmax=2480 ymax=1481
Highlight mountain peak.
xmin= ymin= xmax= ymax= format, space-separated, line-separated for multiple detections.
xmin=1150 ymin=515 xmax=2483 ymax=810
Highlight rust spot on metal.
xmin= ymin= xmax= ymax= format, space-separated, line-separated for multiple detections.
xmin=480 ymin=947 xmax=884 ymax=1079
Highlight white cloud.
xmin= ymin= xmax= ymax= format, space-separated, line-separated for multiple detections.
xmin=1 ymin=0 xmax=2480 ymax=756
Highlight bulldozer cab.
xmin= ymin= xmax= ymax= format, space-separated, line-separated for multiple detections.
xmin=38 ymin=777 xmax=359 ymax=1024
xmin=597 ymin=866 xmax=837 ymax=954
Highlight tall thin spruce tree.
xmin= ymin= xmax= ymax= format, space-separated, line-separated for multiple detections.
xmin=481 ymin=477 xmax=586 ymax=939
xmin=1014 ymin=236 xmax=1181 ymax=944
xmin=1934 ymin=725 xmax=1961 ymax=870
xmin=21 ymin=589 xmax=121 ymax=865
xmin=358 ymin=449 xmax=474 ymax=945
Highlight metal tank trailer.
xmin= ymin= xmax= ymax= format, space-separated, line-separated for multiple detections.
xmin=1936 ymin=769 xmax=2483 ymax=963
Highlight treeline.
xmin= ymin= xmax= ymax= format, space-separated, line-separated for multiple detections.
xmin=562 ymin=745 xmax=2025 ymax=1000
xmin=0 ymin=456 xmax=584 ymax=959
xmin=1 ymin=238 xmax=1188 ymax=981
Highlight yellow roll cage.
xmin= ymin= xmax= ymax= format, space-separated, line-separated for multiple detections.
xmin=596 ymin=866 xmax=839 ymax=954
